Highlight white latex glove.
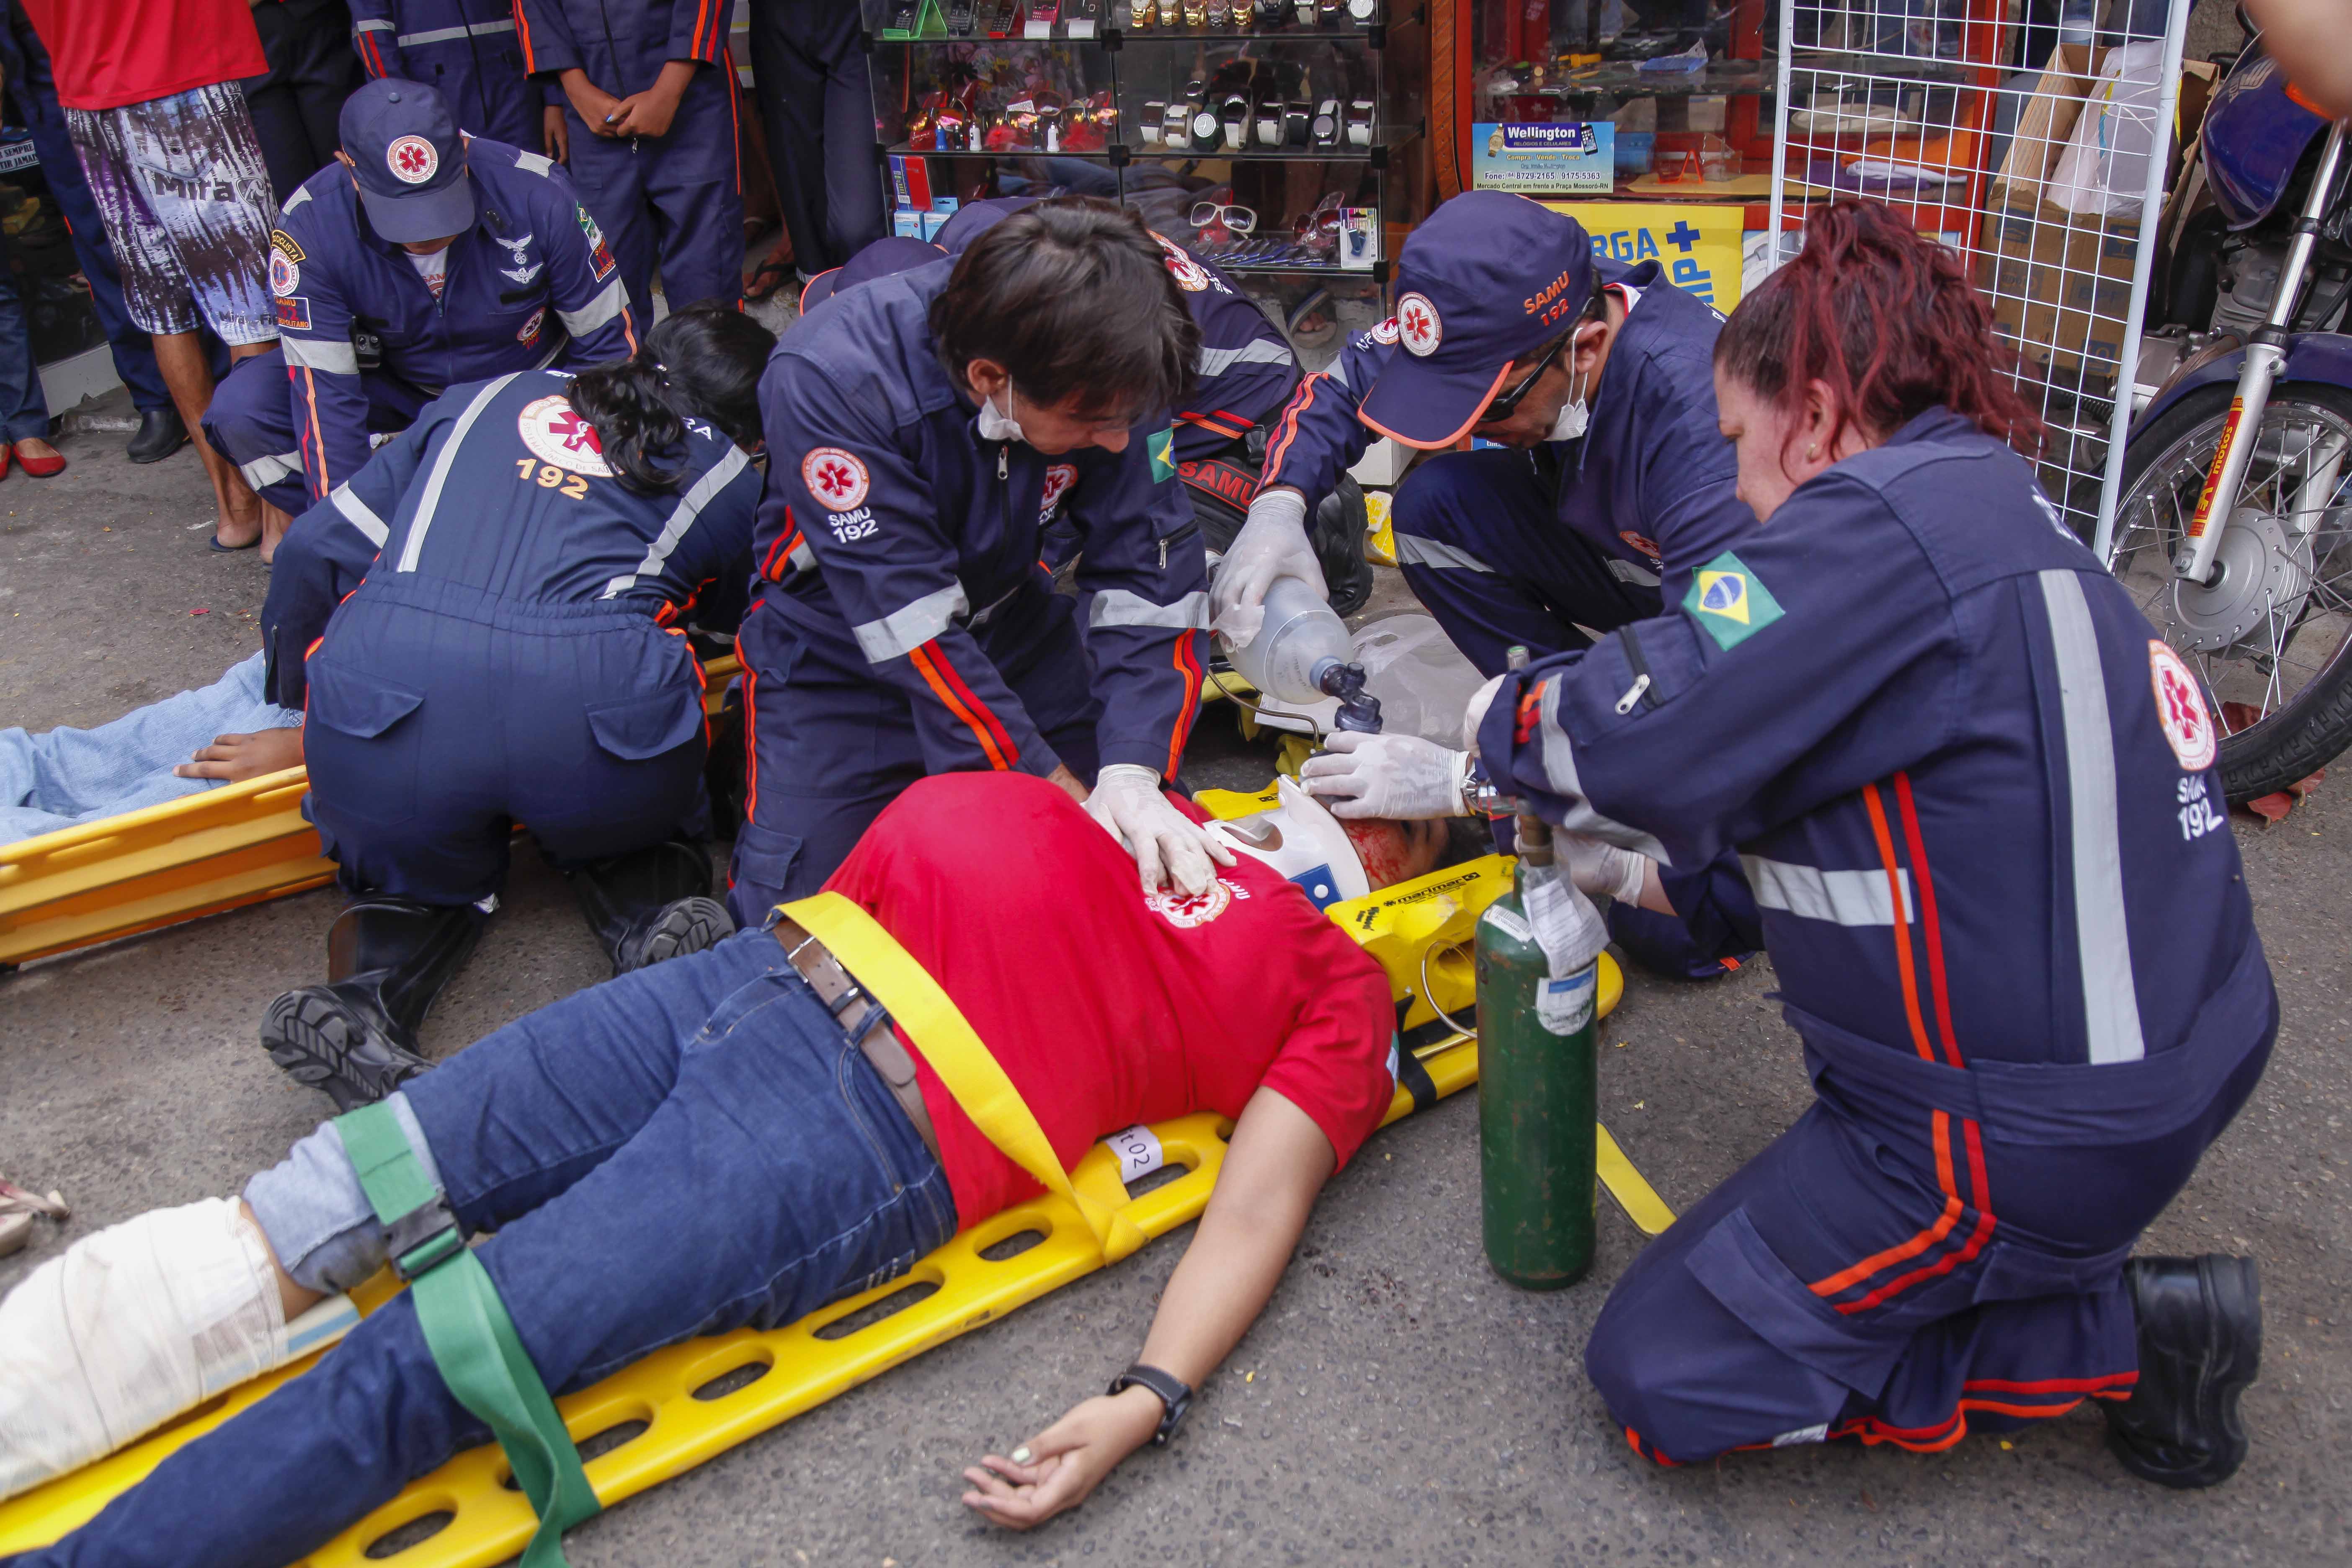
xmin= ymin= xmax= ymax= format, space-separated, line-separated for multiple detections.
xmin=1557 ymin=830 xmax=1651 ymax=904
xmin=1296 ymin=730 xmax=1469 ymax=819
xmin=1084 ymin=764 xmax=1235 ymax=896
xmin=1208 ymin=488 xmax=1324 ymax=645
xmin=1462 ymin=671 xmax=1507 ymax=752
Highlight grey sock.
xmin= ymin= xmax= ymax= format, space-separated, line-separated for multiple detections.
xmin=242 ymin=1093 xmax=446 ymax=1296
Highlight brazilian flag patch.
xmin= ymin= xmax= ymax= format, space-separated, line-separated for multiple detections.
xmin=1147 ymin=427 xmax=1176 ymax=483
xmin=1681 ymin=551 xmax=1783 ymax=650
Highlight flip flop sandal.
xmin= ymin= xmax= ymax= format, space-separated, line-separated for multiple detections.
xmin=209 ymin=533 xmax=260 ymax=552
xmin=743 ymin=255 xmax=795 ymax=302
xmin=0 ymin=1176 xmax=69 ymax=1256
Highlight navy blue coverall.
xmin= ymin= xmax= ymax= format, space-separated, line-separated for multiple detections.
xmin=514 ymin=0 xmax=743 ymax=321
xmin=348 ymin=0 xmax=547 ymax=150
xmin=732 ymin=257 xmax=1209 ymax=921
xmin=262 ymin=367 xmax=759 ymax=903
xmin=1475 ymin=410 xmax=2275 ymax=1464
xmin=0 ymin=2 xmax=175 ymax=418
xmin=1262 ymin=258 xmax=1761 ymax=975
xmin=204 ymin=137 xmax=637 ymax=516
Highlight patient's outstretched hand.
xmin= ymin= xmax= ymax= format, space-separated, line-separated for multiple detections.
xmin=174 ymin=727 xmax=305 ymax=783
xmin=960 ymin=1387 xmax=1161 ymax=1530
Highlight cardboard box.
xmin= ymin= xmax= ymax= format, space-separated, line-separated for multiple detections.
xmin=1977 ymin=44 xmax=2141 ymax=382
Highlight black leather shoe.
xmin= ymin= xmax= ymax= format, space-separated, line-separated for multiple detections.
xmin=260 ymin=896 xmax=491 ymax=1107
xmin=2104 ymin=1254 xmax=2262 ymax=1488
xmin=566 ymin=839 xmax=732 ymax=974
xmin=126 ymin=406 xmax=188 ymax=464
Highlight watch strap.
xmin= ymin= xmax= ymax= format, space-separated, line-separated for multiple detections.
xmin=1106 ymin=1363 xmax=1194 ymax=1445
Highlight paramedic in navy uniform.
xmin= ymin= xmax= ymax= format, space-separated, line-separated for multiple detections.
xmin=203 ymin=78 xmax=637 ymax=521
xmin=1327 ymin=201 xmax=2275 ymax=1485
xmin=731 ymin=198 xmax=1226 ymax=919
xmin=253 ymin=303 xmax=772 ymax=1111
xmin=1218 ymin=191 xmax=1761 ymax=979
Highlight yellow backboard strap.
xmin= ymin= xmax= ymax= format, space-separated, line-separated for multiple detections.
xmin=779 ymin=892 xmax=1152 ymax=1266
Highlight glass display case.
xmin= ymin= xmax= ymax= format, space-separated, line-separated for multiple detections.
xmin=863 ymin=2 xmax=1431 ymax=284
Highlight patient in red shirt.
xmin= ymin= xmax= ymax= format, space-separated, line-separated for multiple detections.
xmin=1 ymin=773 xmax=1455 ymax=1562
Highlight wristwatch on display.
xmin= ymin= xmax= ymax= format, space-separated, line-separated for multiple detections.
xmin=1318 ymin=0 xmax=1341 ymax=21
xmin=1254 ymin=96 xmax=1285 ymax=146
xmin=1345 ymin=98 xmax=1375 ymax=145
xmin=1163 ymin=99 xmax=1191 ymax=146
xmin=1128 ymin=0 xmax=1155 ymax=27
xmin=1255 ymin=0 xmax=1289 ymax=24
xmin=1220 ymin=93 xmax=1250 ymax=150
xmin=1282 ymin=99 xmax=1311 ymax=144
xmin=1310 ymin=97 xmax=1339 ymax=147
xmin=1346 ymin=0 xmax=1375 ymax=18
xmin=1207 ymin=0 xmax=1230 ymax=25
xmin=1106 ymin=1365 xmax=1194 ymax=1447
xmin=1140 ymin=101 xmax=1167 ymax=144
xmin=944 ymin=0 xmax=977 ymax=35
xmin=1189 ymin=101 xmax=1222 ymax=152
xmin=1293 ymin=0 xmax=1316 ymax=24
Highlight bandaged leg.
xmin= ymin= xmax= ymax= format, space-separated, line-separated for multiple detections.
xmin=0 ymin=1197 xmax=288 ymax=1501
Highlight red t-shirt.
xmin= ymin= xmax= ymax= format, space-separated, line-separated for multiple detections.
xmin=20 ymin=0 xmax=268 ymax=112
xmin=824 ymin=773 xmax=1398 ymax=1228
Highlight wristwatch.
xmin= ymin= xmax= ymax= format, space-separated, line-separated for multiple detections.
xmin=1254 ymin=96 xmax=1285 ymax=147
xmin=1107 ymin=1364 xmax=1194 ymax=1446
xmin=1346 ymin=0 xmax=1375 ymax=18
xmin=1207 ymin=0 xmax=1230 ymax=24
xmin=1129 ymin=0 xmax=1155 ymax=26
xmin=1162 ymin=99 xmax=1191 ymax=146
xmin=1293 ymin=0 xmax=1315 ymax=23
xmin=1310 ymin=97 xmax=1340 ymax=147
xmin=1282 ymin=100 xmax=1311 ymax=145
xmin=1460 ymin=756 xmax=1517 ymax=818
xmin=1255 ymin=0 xmax=1289 ymax=23
xmin=1220 ymin=93 xmax=1250 ymax=150
xmin=1189 ymin=101 xmax=1222 ymax=152
xmin=1182 ymin=0 xmax=1209 ymax=25
xmin=1345 ymin=98 xmax=1375 ymax=146
xmin=1141 ymin=101 xmax=1167 ymax=144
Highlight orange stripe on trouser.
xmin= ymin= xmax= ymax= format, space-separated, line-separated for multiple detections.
xmin=301 ymin=366 xmax=329 ymax=499
xmin=907 ymin=642 xmax=1015 ymax=771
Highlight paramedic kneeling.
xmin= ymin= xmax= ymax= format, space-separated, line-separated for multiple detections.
xmin=1452 ymin=202 xmax=2272 ymax=1484
xmin=0 ymin=774 xmax=1437 ymax=1559
xmin=733 ymin=197 xmax=1223 ymax=916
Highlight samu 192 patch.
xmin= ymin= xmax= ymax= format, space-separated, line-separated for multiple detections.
xmin=1681 ymin=550 xmax=1784 ymax=650
xmin=1147 ymin=426 xmax=1175 ymax=483
xmin=275 ymin=294 xmax=312 ymax=331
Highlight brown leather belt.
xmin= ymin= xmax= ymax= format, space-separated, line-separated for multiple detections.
xmin=772 ymin=916 xmax=939 ymax=1160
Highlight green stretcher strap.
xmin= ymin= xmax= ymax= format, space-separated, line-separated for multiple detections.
xmin=332 ymin=1104 xmax=600 ymax=1568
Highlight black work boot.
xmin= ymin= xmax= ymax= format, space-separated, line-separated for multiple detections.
xmin=2104 ymin=1254 xmax=2263 ymax=1488
xmin=564 ymin=839 xmax=733 ymax=975
xmin=260 ymin=895 xmax=493 ymax=1110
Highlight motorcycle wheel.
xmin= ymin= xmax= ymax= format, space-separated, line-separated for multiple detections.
xmin=2110 ymin=379 xmax=2352 ymax=802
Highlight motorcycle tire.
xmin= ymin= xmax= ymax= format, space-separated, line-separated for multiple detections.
xmin=2112 ymin=379 xmax=2352 ymax=802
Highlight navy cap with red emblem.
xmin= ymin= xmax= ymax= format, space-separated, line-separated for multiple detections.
xmin=798 ymin=235 xmax=946 ymax=313
xmin=1358 ymin=192 xmax=1596 ymax=449
xmin=339 ymin=78 xmax=473 ymax=244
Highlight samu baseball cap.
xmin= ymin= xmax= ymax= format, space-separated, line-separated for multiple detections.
xmin=340 ymin=78 xmax=474 ymax=244
xmin=1357 ymin=192 xmax=1597 ymax=449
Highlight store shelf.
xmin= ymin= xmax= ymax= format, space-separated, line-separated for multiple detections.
xmin=1501 ymin=62 xmax=1769 ymax=98
xmin=887 ymin=141 xmax=1120 ymax=158
xmin=1132 ymin=126 xmax=1420 ymax=161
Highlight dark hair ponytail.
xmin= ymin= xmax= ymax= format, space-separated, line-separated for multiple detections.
xmin=568 ymin=302 xmax=777 ymax=492
xmin=1715 ymin=198 xmax=2043 ymax=458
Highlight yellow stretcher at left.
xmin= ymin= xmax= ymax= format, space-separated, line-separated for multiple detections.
xmin=0 ymin=849 xmax=1652 ymax=1566
xmin=0 ymin=658 xmax=745 ymax=971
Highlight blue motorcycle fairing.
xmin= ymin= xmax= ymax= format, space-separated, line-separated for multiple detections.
xmin=2202 ymin=50 xmax=2328 ymax=230
xmin=2133 ymin=329 xmax=2352 ymax=434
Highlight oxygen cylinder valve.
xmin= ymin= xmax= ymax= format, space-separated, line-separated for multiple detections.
xmin=1316 ymin=658 xmax=1384 ymax=734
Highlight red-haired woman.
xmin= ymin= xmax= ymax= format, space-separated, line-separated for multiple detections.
xmin=1468 ymin=201 xmax=2275 ymax=1484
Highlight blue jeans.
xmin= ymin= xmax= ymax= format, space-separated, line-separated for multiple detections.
xmin=0 ymin=652 xmax=301 ymax=843
xmin=0 ymin=220 xmax=49 ymax=447
xmin=18 ymin=929 xmax=954 ymax=1568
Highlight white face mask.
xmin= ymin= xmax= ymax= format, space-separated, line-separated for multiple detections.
xmin=1545 ymin=351 xmax=1594 ymax=444
xmin=975 ymin=378 xmax=1025 ymax=444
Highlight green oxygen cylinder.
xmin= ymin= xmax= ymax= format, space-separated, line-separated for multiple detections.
xmin=1475 ymin=649 xmax=1604 ymax=1290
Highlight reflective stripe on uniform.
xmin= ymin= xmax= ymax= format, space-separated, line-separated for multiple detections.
xmin=601 ymin=447 xmax=751 ymax=598
xmin=238 ymin=450 xmax=304 ymax=490
xmin=1088 ymin=588 xmax=1209 ymax=630
xmin=2037 ymin=568 xmax=2146 ymax=1065
xmin=281 ymin=187 xmax=313 ymax=216
xmin=1607 ymin=557 xmax=1661 ymax=588
xmin=559 ymin=279 xmax=627 ymax=338
xmin=1535 ymin=676 xmax=1671 ymax=862
xmin=353 ymin=17 xmax=394 ymax=29
xmin=1744 ymin=855 xmax=1913 ymax=926
xmin=330 ymin=482 xmax=390 ymax=547
xmin=1395 ymin=534 xmax=1495 ymax=573
xmin=513 ymin=150 xmax=554 ymax=177
xmin=398 ymin=18 xmax=515 ymax=44
xmin=854 ymin=582 xmax=970 ymax=664
xmin=1197 ymin=338 xmax=1294 ymax=377
xmin=397 ymin=374 xmax=518 ymax=572
xmin=281 ymin=335 xmax=360 ymax=375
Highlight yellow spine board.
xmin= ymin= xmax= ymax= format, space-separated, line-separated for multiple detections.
xmin=0 ymin=804 xmax=1660 ymax=1565
xmin=0 ymin=659 xmax=744 ymax=969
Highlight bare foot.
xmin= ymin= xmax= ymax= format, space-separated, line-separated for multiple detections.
xmin=256 ymin=498 xmax=294 ymax=563
xmin=216 ymin=487 xmax=263 ymax=550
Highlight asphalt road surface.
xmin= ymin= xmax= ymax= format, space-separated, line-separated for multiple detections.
xmin=5 ymin=406 xmax=2345 ymax=1566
